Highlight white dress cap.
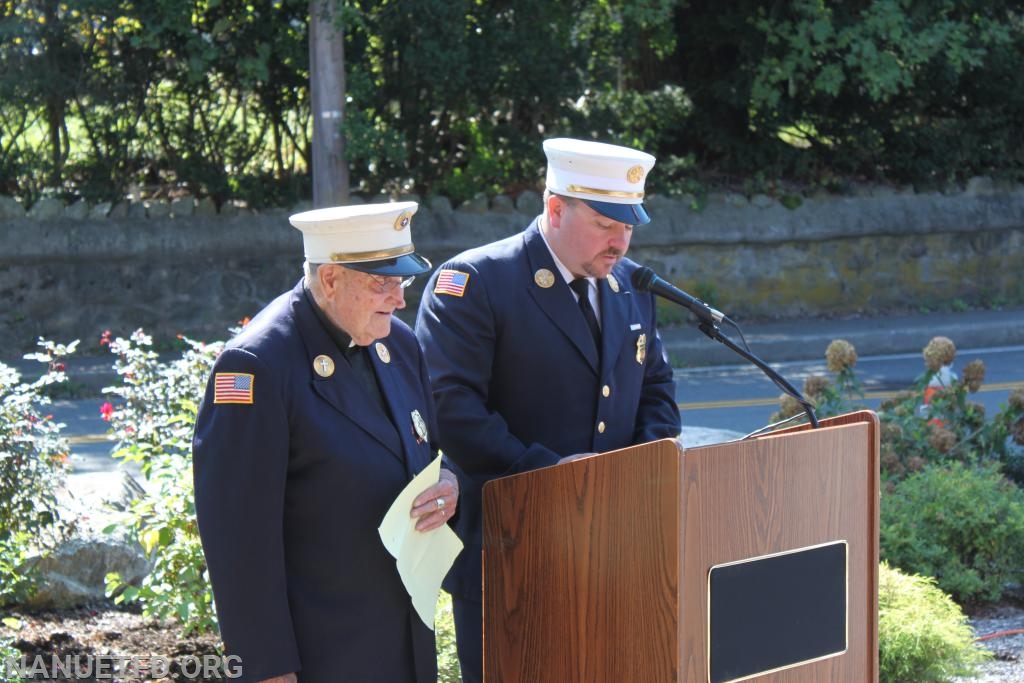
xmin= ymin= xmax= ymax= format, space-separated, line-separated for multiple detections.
xmin=543 ymin=138 xmax=656 ymax=225
xmin=289 ymin=201 xmax=431 ymax=276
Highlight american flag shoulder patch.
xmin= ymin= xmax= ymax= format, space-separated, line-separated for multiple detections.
xmin=214 ymin=372 xmax=255 ymax=404
xmin=434 ymin=269 xmax=470 ymax=297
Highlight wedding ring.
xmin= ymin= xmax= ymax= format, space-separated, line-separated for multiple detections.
xmin=436 ymin=497 xmax=446 ymax=510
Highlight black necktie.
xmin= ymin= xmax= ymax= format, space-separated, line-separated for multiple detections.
xmin=569 ymin=278 xmax=601 ymax=352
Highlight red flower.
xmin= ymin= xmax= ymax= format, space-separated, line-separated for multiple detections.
xmin=99 ymin=330 xmax=112 ymax=346
xmin=54 ymin=362 xmax=66 ymax=372
xmin=100 ymin=402 xmax=114 ymax=421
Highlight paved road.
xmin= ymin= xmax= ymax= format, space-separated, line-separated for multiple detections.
xmin=676 ymin=344 xmax=1024 ymax=435
xmin=6 ymin=304 xmax=1023 ymax=489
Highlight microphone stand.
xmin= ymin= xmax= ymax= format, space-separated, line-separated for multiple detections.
xmin=694 ymin=320 xmax=820 ymax=430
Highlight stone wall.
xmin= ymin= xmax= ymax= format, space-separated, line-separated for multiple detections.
xmin=2 ymin=184 xmax=1023 ymax=353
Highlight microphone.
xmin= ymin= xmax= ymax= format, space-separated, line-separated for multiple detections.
xmin=631 ymin=264 xmax=819 ymax=429
xmin=631 ymin=266 xmax=725 ymax=326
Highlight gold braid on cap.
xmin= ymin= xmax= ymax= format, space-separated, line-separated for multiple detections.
xmin=565 ymin=184 xmax=644 ymax=199
xmin=329 ymin=244 xmax=414 ymax=263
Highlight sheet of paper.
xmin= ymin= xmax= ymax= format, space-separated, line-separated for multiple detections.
xmin=378 ymin=454 xmax=464 ymax=630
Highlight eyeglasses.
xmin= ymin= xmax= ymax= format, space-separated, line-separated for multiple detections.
xmin=366 ymin=272 xmax=416 ymax=294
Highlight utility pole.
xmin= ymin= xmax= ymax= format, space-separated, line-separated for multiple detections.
xmin=308 ymin=0 xmax=349 ymax=207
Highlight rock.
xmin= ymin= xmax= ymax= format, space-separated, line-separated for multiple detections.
xmin=127 ymin=201 xmax=147 ymax=219
xmin=965 ymin=176 xmax=996 ymax=197
xmin=848 ymin=182 xmax=875 ymax=198
xmin=170 ymin=196 xmax=195 ymax=217
xmin=145 ymin=199 xmax=171 ymax=219
xmin=89 ymin=202 xmax=112 ymax=219
xmin=20 ymin=535 xmax=150 ymax=610
xmin=673 ymin=193 xmax=700 ymax=211
xmin=515 ymin=190 xmax=543 ymax=216
xmin=457 ymin=192 xmax=489 ymax=214
xmin=708 ymin=192 xmax=747 ymax=208
xmin=0 ymin=194 xmax=25 ymax=219
xmin=27 ymin=197 xmax=65 ymax=219
xmin=750 ymin=194 xmax=775 ymax=209
xmin=490 ymin=194 xmax=515 ymax=213
xmin=194 ymin=197 xmax=218 ymax=216
xmin=427 ymin=195 xmax=453 ymax=214
xmin=107 ymin=201 xmax=129 ymax=219
xmin=64 ymin=200 xmax=90 ymax=219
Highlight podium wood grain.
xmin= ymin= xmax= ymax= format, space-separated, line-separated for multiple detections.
xmin=483 ymin=411 xmax=879 ymax=682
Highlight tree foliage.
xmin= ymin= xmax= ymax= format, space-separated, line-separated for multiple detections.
xmin=1 ymin=1 xmax=1023 ymax=207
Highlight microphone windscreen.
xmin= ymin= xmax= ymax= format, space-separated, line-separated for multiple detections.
xmin=631 ymin=266 xmax=654 ymax=291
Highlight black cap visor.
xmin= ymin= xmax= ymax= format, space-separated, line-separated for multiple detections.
xmin=584 ymin=199 xmax=651 ymax=226
xmin=342 ymin=252 xmax=432 ymax=277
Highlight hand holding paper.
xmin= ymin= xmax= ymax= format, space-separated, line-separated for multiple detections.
xmin=378 ymin=455 xmax=464 ymax=629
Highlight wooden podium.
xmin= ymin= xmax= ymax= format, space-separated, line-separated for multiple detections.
xmin=482 ymin=411 xmax=880 ymax=682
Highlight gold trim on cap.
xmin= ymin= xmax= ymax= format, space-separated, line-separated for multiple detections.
xmin=565 ymin=184 xmax=644 ymax=199
xmin=329 ymin=244 xmax=414 ymax=263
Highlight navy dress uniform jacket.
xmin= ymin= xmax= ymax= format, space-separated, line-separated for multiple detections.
xmin=415 ymin=219 xmax=681 ymax=601
xmin=193 ymin=280 xmax=441 ymax=683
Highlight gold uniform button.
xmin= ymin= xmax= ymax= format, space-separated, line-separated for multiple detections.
xmin=597 ymin=421 xmax=606 ymax=434
xmin=602 ymin=385 xmax=611 ymax=397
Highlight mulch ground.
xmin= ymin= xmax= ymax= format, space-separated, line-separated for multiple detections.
xmin=1 ymin=602 xmax=224 ymax=682
xmin=960 ymin=602 xmax=1024 ymax=683
xmin=3 ymin=599 xmax=1024 ymax=682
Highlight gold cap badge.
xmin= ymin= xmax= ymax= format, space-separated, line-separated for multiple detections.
xmin=534 ymin=268 xmax=555 ymax=289
xmin=375 ymin=342 xmax=391 ymax=364
xmin=626 ymin=165 xmax=645 ymax=184
xmin=313 ymin=354 xmax=335 ymax=378
xmin=394 ymin=210 xmax=413 ymax=231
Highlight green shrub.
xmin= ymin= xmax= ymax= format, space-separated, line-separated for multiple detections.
xmin=0 ymin=340 xmax=75 ymax=605
xmin=0 ymin=633 xmax=23 ymax=683
xmin=875 ymin=337 xmax=1021 ymax=484
xmin=878 ymin=562 xmax=989 ymax=683
xmin=881 ymin=461 xmax=1024 ymax=606
xmin=100 ymin=329 xmax=221 ymax=635
xmin=990 ymin=387 xmax=1024 ymax=487
xmin=436 ymin=590 xmax=461 ymax=683
xmin=768 ymin=336 xmax=1024 ymax=486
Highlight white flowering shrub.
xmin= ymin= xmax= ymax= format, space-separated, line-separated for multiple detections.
xmin=0 ymin=340 xmax=75 ymax=605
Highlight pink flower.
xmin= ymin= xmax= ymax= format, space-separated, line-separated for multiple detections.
xmin=100 ymin=402 xmax=114 ymax=421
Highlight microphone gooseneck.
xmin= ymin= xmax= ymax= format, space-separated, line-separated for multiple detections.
xmin=631 ymin=265 xmax=818 ymax=429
